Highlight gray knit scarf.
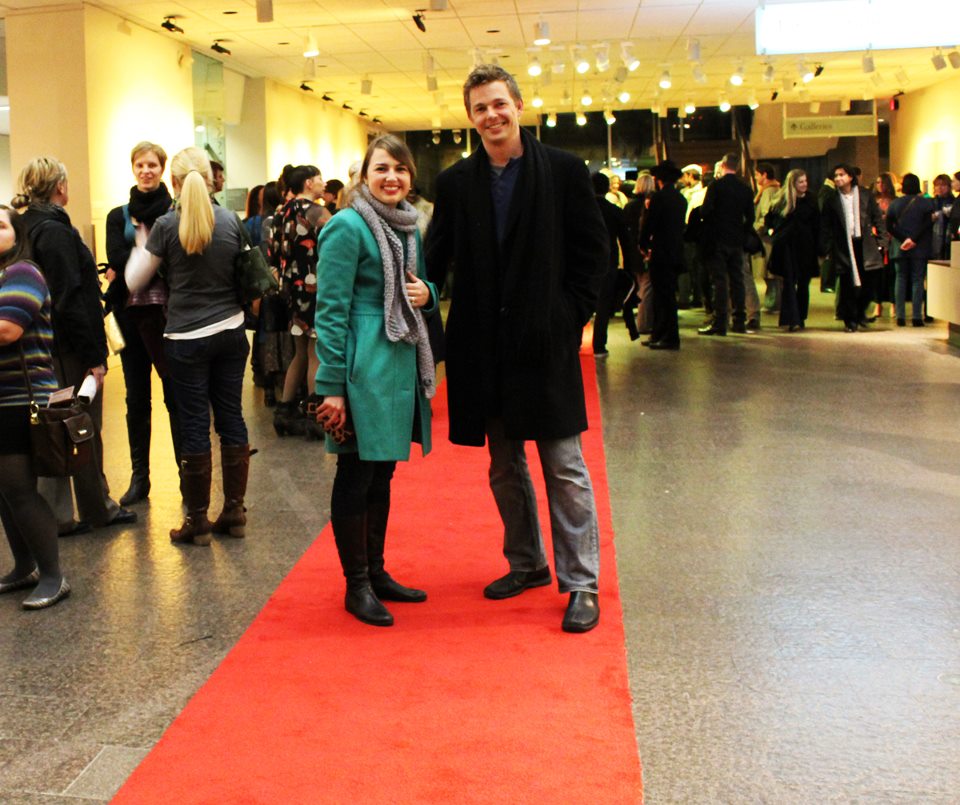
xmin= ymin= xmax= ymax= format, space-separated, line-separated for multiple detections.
xmin=351 ymin=184 xmax=435 ymax=399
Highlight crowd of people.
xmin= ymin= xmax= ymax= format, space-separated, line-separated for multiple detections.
xmin=2 ymin=62 xmax=957 ymax=628
xmin=590 ymin=157 xmax=960 ymax=352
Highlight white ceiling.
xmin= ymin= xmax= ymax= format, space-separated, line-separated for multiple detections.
xmin=3 ymin=0 xmax=959 ymax=130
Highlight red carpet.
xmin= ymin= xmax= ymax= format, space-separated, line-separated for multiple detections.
xmin=113 ymin=352 xmax=642 ymax=804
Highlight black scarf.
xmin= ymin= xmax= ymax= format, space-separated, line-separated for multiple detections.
xmin=469 ymin=128 xmax=558 ymax=362
xmin=128 ymin=183 xmax=173 ymax=227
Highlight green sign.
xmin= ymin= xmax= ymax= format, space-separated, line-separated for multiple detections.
xmin=783 ymin=114 xmax=877 ymax=138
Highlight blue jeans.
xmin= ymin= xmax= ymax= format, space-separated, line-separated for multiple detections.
xmin=894 ymin=256 xmax=926 ymax=322
xmin=486 ymin=419 xmax=600 ymax=593
xmin=164 ymin=326 xmax=249 ymax=455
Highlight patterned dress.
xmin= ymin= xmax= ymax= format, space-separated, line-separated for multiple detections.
xmin=276 ymin=197 xmax=325 ymax=328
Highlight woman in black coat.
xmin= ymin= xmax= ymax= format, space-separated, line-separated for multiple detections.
xmin=766 ymin=169 xmax=820 ymax=331
xmin=886 ymin=173 xmax=935 ymax=326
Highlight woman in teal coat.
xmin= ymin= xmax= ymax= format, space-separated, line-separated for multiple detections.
xmin=315 ymin=134 xmax=438 ymax=627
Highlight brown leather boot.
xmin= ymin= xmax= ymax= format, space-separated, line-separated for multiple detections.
xmin=212 ymin=444 xmax=250 ymax=538
xmin=170 ymin=452 xmax=212 ymax=546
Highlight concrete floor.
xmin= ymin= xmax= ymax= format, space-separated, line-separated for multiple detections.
xmin=1 ymin=289 xmax=959 ymax=803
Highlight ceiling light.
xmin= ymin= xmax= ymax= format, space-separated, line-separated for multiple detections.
xmin=613 ymin=66 xmax=628 ymax=84
xmin=256 ymin=0 xmax=272 ymax=23
xmin=452 ymin=129 xmax=462 ymax=144
xmin=576 ymin=111 xmax=587 ymax=126
xmin=581 ymin=87 xmax=593 ymax=106
xmin=659 ymin=70 xmax=672 ymax=89
xmin=730 ymin=64 xmax=744 ymax=86
xmin=595 ymin=44 xmax=610 ymax=73
xmin=211 ymin=40 xmax=231 ymax=56
xmin=618 ymin=89 xmax=630 ymax=103
xmin=574 ymin=47 xmax=590 ymax=74
xmin=546 ymin=112 xmax=557 ymax=127
xmin=763 ymin=62 xmax=775 ymax=82
xmin=693 ymin=65 xmax=706 ymax=84
xmin=719 ymin=97 xmax=731 ymax=112
xmin=534 ymin=19 xmax=551 ymax=47
xmin=748 ymin=94 xmax=759 ymax=110
xmin=932 ymin=49 xmax=947 ymax=70
xmin=949 ymin=50 xmax=960 ymax=69
xmin=303 ymin=33 xmax=319 ymax=58
xmin=799 ymin=61 xmax=814 ymax=83
xmin=621 ymin=42 xmax=640 ymax=72
xmin=862 ymin=52 xmax=875 ymax=73
xmin=431 ymin=130 xmax=440 ymax=145
xmin=413 ymin=12 xmax=426 ymax=33
xmin=360 ymin=76 xmax=372 ymax=95
xmin=532 ymin=92 xmax=543 ymax=108
xmin=604 ymin=108 xmax=616 ymax=125
xmin=161 ymin=16 xmax=184 ymax=34
xmin=426 ymin=75 xmax=438 ymax=92
xmin=687 ymin=38 xmax=700 ymax=63
xmin=684 ymin=99 xmax=696 ymax=114
xmin=299 ymin=82 xmax=313 ymax=92
xmin=528 ymin=56 xmax=542 ymax=77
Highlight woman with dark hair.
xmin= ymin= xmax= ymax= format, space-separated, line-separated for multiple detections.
xmin=765 ymin=169 xmax=820 ymax=331
xmin=315 ymin=134 xmax=438 ymax=627
xmin=126 ymin=147 xmax=251 ymax=546
xmin=886 ymin=172 xmax=935 ymax=327
xmin=16 ymin=156 xmax=136 ymax=532
xmin=272 ymin=165 xmax=331 ymax=436
xmin=322 ymin=179 xmax=344 ymax=215
xmin=104 ymin=141 xmax=180 ymax=506
xmin=872 ymin=172 xmax=899 ymax=320
xmin=0 ymin=205 xmax=70 ymax=609
xmin=243 ymin=184 xmax=265 ymax=247
xmin=630 ymin=173 xmax=657 ymax=335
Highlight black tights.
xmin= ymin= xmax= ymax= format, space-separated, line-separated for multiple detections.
xmin=330 ymin=453 xmax=396 ymax=518
xmin=0 ymin=453 xmax=62 ymax=596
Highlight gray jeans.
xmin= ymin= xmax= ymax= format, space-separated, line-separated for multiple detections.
xmin=486 ymin=419 xmax=600 ymax=593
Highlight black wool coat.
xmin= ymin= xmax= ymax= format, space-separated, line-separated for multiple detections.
xmin=425 ymin=130 xmax=608 ymax=446
xmin=639 ymin=185 xmax=687 ymax=270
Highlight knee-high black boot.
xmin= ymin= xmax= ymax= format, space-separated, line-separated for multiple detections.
xmin=367 ymin=501 xmax=426 ymax=603
xmin=120 ymin=412 xmax=151 ymax=506
xmin=332 ymin=513 xmax=393 ymax=626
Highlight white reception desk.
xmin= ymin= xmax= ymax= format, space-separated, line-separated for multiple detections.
xmin=926 ymin=242 xmax=960 ymax=348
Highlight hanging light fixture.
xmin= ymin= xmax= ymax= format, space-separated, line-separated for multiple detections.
xmin=546 ymin=112 xmax=557 ymax=127
xmin=949 ymin=50 xmax=960 ymax=69
xmin=574 ymin=46 xmax=591 ymax=74
xmin=532 ymin=91 xmax=544 ymax=108
xmin=763 ymin=62 xmax=775 ymax=83
xmin=528 ymin=56 xmax=542 ymax=77
xmin=595 ymin=43 xmax=610 ymax=73
xmin=730 ymin=63 xmax=744 ymax=86
xmin=581 ymin=86 xmax=593 ymax=106
xmin=659 ymin=69 xmax=672 ymax=89
xmin=719 ymin=96 xmax=731 ymax=112
xmin=862 ymin=51 xmax=875 ymax=73
xmin=747 ymin=94 xmax=759 ymax=110
xmin=684 ymin=99 xmax=696 ymax=115
xmin=621 ymin=42 xmax=640 ymax=72
xmin=687 ymin=38 xmax=700 ymax=63
xmin=604 ymin=108 xmax=616 ymax=125
xmin=617 ymin=89 xmax=631 ymax=103
xmin=799 ymin=61 xmax=815 ymax=83
xmin=576 ymin=110 xmax=587 ymax=126
xmin=534 ymin=19 xmax=551 ymax=46
xmin=692 ymin=64 xmax=706 ymax=84
xmin=303 ymin=32 xmax=319 ymax=58
xmin=360 ymin=76 xmax=372 ymax=95
xmin=931 ymin=48 xmax=947 ymax=71
xmin=256 ymin=0 xmax=273 ymax=23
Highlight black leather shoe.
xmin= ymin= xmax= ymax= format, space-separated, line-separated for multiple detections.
xmin=483 ymin=566 xmax=552 ymax=600
xmin=372 ymin=574 xmax=427 ymax=603
xmin=345 ymin=584 xmax=394 ymax=626
xmin=697 ymin=326 xmax=726 ymax=336
xmin=730 ymin=323 xmax=747 ymax=334
xmin=912 ymin=319 xmax=925 ymax=327
xmin=22 ymin=577 xmax=71 ymax=610
xmin=844 ymin=323 xmax=858 ymax=333
xmin=106 ymin=508 xmax=138 ymax=527
xmin=648 ymin=340 xmax=679 ymax=350
xmin=562 ymin=591 xmax=600 ymax=633
xmin=0 ymin=568 xmax=39 ymax=595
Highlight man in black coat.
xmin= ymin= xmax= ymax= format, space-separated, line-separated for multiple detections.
xmin=698 ymin=152 xmax=754 ymax=335
xmin=426 ymin=64 xmax=608 ymax=633
xmin=590 ymin=171 xmax=633 ymax=355
xmin=639 ymin=160 xmax=687 ymax=350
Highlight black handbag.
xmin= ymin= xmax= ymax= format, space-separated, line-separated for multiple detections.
xmin=236 ymin=225 xmax=278 ymax=304
xmin=18 ymin=344 xmax=95 ymax=478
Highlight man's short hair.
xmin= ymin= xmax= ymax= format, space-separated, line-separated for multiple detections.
xmin=591 ymin=171 xmax=610 ymax=195
xmin=757 ymin=162 xmax=776 ymax=181
xmin=934 ymin=173 xmax=951 ymax=186
xmin=462 ymin=64 xmax=522 ymax=112
xmin=721 ymin=152 xmax=740 ymax=172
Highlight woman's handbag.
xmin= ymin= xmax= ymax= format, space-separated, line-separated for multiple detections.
xmin=18 ymin=344 xmax=95 ymax=477
xmin=236 ymin=225 xmax=278 ymax=304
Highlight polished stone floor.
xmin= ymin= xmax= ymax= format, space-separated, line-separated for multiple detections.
xmin=2 ymin=289 xmax=959 ymax=803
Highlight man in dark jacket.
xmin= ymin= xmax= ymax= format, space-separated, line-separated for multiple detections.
xmin=426 ymin=64 xmax=607 ymax=633
xmin=698 ymin=152 xmax=754 ymax=335
xmin=639 ymin=160 xmax=687 ymax=350
xmin=590 ymin=171 xmax=632 ymax=355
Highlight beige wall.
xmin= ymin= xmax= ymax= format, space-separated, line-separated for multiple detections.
xmin=225 ymin=77 xmax=268 ymax=199
xmin=889 ymin=72 xmax=960 ymax=184
xmin=264 ymin=80 xmax=370 ymax=186
xmin=7 ymin=5 xmax=193 ymax=258
xmin=750 ymin=102 xmax=841 ymax=159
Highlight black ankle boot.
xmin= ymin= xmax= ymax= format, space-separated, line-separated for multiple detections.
xmin=332 ymin=513 xmax=393 ymax=626
xmin=367 ymin=501 xmax=426 ymax=603
xmin=120 ymin=413 xmax=151 ymax=505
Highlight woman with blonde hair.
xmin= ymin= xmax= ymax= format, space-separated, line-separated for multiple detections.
xmin=764 ymin=169 xmax=819 ymax=330
xmin=126 ymin=146 xmax=251 ymax=546
xmin=17 ymin=156 xmax=136 ymax=534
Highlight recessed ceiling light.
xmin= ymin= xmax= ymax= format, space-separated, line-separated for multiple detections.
xmin=486 ymin=29 xmax=500 ymax=34
xmin=223 ymin=10 xmax=237 ymax=14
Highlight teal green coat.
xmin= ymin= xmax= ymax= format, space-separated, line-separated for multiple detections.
xmin=314 ymin=208 xmax=437 ymax=461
